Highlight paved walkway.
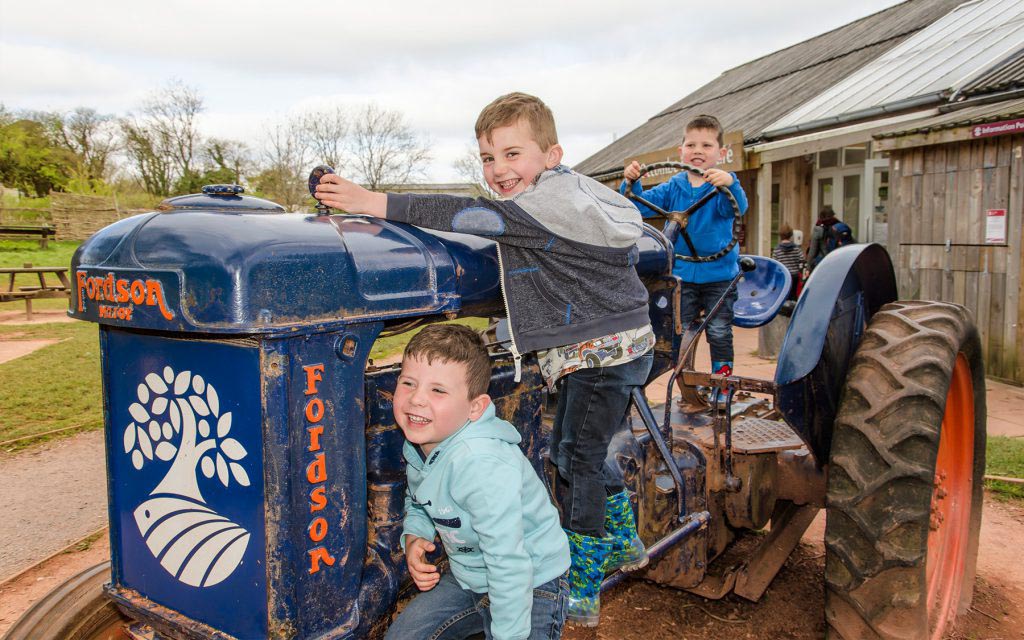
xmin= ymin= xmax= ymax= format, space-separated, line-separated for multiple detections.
xmin=0 ymin=327 xmax=1020 ymax=581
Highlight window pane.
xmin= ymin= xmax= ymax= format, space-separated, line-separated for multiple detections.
xmin=771 ymin=183 xmax=780 ymax=248
xmin=818 ymin=149 xmax=839 ymax=169
xmin=843 ymin=174 xmax=860 ymax=239
xmin=843 ymin=145 xmax=867 ymax=165
xmin=818 ymin=178 xmax=834 ymax=212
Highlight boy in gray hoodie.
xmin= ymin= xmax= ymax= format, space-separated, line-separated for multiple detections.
xmin=316 ymin=92 xmax=653 ymax=627
xmin=384 ymin=324 xmax=569 ymax=640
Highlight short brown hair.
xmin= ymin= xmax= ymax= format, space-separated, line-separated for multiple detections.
xmin=685 ymin=114 xmax=724 ymax=146
xmin=475 ymin=92 xmax=559 ymax=151
xmin=778 ymin=223 xmax=793 ymax=239
xmin=403 ymin=324 xmax=491 ymax=398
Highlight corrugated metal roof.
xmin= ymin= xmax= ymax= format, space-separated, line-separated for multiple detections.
xmin=764 ymin=0 xmax=1024 ymax=135
xmin=873 ymin=96 xmax=1024 ymax=137
xmin=575 ymin=0 xmax=964 ymax=177
xmin=961 ymin=48 xmax=1024 ymax=95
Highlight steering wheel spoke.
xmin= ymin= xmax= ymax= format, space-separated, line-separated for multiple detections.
xmin=624 ymin=161 xmax=742 ymax=263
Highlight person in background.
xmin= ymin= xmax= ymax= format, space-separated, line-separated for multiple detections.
xmin=771 ymin=223 xmax=804 ymax=301
xmin=807 ymin=206 xmax=855 ymax=270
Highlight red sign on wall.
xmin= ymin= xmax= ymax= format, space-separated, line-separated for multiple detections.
xmin=971 ymin=118 xmax=1024 ymax=139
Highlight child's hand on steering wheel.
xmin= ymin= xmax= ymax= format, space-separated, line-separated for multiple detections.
xmin=624 ymin=160 xmax=643 ymax=183
xmin=702 ymin=167 xmax=734 ymax=188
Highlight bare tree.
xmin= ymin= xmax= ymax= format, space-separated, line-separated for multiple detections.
xmin=202 ymin=138 xmax=251 ymax=185
xmin=253 ymin=116 xmax=312 ymax=210
xmin=43 ymin=107 xmax=119 ymax=184
xmin=452 ymin=144 xmax=496 ymax=198
xmin=300 ymin=106 xmax=348 ymax=170
xmin=121 ymin=117 xmax=175 ymax=196
xmin=141 ymin=81 xmax=204 ymax=185
xmin=348 ymin=103 xmax=431 ymax=190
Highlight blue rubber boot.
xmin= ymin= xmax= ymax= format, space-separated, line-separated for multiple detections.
xmin=603 ymin=491 xmax=648 ymax=573
xmin=565 ymin=530 xmax=611 ymax=627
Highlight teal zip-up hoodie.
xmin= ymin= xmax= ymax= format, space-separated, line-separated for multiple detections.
xmin=401 ymin=402 xmax=570 ymax=640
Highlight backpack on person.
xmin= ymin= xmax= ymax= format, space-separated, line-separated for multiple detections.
xmin=826 ymin=221 xmax=855 ymax=252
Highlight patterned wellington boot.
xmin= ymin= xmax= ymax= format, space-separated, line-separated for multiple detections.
xmin=710 ymin=360 xmax=734 ymax=405
xmin=603 ymin=491 xmax=648 ymax=573
xmin=565 ymin=530 xmax=611 ymax=627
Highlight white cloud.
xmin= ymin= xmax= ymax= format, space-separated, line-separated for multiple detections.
xmin=0 ymin=0 xmax=908 ymax=180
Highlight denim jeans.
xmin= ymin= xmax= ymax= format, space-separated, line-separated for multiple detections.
xmin=679 ymin=280 xmax=736 ymax=362
xmin=384 ymin=571 xmax=568 ymax=640
xmin=550 ymin=353 xmax=653 ymax=537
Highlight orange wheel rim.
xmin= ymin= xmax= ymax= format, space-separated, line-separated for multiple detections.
xmin=926 ymin=353 xmax=974 ymax=639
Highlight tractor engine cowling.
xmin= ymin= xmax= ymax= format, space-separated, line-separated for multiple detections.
xmin=70 ymin=188 xmax=673 ymax=639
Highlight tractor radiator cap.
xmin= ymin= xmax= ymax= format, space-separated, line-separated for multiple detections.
xmin=158 ymin=184 xmax=285 ymax=213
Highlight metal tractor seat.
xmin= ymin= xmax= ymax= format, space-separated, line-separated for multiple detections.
xmin=733 ymin=255 xmax=792 ymax=328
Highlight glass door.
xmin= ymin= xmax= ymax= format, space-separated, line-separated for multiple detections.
xmin=865 ymin=159 xmax=889 ymax=247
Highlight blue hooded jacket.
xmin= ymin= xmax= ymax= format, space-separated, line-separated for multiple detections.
xmin=401 ymin=402 xmax=570 ymax=640
xmin=621 ymin=172 xmax=748 ymax=283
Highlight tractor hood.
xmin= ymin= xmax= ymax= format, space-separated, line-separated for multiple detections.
xmin=69 ymin=188 xmax=671 ymax=335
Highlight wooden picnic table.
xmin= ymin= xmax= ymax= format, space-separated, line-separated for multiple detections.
xmin=0 ymin=264 xmax=71 ymax=320
xmin=0 ymin=225 xmax=56 ymax=249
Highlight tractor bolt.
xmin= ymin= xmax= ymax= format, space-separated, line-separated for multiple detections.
xmin=935 ymin=487 xmax=947 ymax=500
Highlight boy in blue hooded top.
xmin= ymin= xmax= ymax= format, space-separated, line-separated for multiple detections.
xmin=621 ymin=114 xmax=748 ymax=380
xmin=383 ymin=324 xmax=570 ymax=640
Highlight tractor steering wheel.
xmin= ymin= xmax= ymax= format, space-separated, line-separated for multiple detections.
xmin=624 ymin=162 xmax=742 ymax=263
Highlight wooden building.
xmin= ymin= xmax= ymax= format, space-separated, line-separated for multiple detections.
xmin=875 ymin=98 xmax=1024 ymax=382
xmin=577 ymin=0 xmax=1024 ymax=382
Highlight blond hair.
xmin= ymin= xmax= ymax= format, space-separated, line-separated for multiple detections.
xmin=475 ymin=92 xmax=559 ymax=151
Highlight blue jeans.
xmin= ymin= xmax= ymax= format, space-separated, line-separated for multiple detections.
xmin=384 ymin=571 xmax=568 ymax=640
xmin=679 ymin=280 xmax=736 ymax=362
xmin=550 ymin=353 xmax=653 ymax=537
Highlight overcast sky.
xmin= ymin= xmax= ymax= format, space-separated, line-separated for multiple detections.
xmin=1 ymin=0 xmax=906 ymax=181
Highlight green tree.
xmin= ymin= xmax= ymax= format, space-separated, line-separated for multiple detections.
xmin=0 ymin=117 xmax=74 ymax=197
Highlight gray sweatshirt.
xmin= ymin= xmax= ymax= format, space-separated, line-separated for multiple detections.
xmin=386 ymin=165 xmax=650 ymax=370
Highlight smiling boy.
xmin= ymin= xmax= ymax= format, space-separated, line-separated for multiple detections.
xmin=384 ymin=324 xmax=570 ymax=640
xmin=621 ymin=114 xmax=748 ymax=381
xmin=317 ymin=92 xmax=655 ymax=627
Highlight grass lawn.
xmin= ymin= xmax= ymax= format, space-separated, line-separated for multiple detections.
xmin=0 ymin=321 xmax=102 ymax=447
xmin=0 ymin=312 xmax=488 ymax=449
xmin=985 ymin=435 xmax=1024 ymax=501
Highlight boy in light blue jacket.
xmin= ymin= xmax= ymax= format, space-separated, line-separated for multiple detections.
xmin=384 ymin=324 xmax=570 ymax=640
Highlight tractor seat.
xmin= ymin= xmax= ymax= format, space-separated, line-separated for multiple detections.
xmin=733 ymin=255 xmax=792 ymax=328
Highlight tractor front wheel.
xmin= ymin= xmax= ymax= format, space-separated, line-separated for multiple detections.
xmin=2 ymin=561 xmax=128 ymax=640
xmin=825 ymin=301 xmax=985 ymax=640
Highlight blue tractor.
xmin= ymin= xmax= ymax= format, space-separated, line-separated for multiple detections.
xmin=4 ymin=167 xmax=985 ymax=640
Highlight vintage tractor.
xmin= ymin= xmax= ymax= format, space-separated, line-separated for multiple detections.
xmin=3 ymin=168 xmax=985 ymax=640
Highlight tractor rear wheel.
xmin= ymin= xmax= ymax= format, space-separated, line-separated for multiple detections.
xmin=824 ymin=301 xmax=985 ymax=640
xmin=2 ymin=561 xmax=128 ymax=640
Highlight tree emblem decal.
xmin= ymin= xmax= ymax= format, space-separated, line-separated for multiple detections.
xmin=123 ymin=366 xmax=251 ymax=587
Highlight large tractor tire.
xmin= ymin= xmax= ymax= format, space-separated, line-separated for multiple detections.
xmin=2 ymin=561 xmax=128 ymax=640
xmin=824 ymin=301 xmax=985 ymax=640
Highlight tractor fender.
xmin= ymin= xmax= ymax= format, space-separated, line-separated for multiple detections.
xmin=774 ymin=243 xmax=898 ymax=465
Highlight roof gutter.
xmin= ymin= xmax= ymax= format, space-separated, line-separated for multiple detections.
xmin=761 ymin=90 xmax=949 ymax=140
xmin=939 ymin=87 xmax=1024 ymax=113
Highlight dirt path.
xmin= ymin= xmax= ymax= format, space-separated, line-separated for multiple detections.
xmin=0 ymin=430 xmax=107 ymax=581
xmin=562 ymin=496 xmax=1024 ymax=640
xmin=0 ymin=495 xmax=1020 ymax=637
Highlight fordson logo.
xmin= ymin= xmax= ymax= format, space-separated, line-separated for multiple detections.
xmin=122 ymin=365 xmax=251 ymax=587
